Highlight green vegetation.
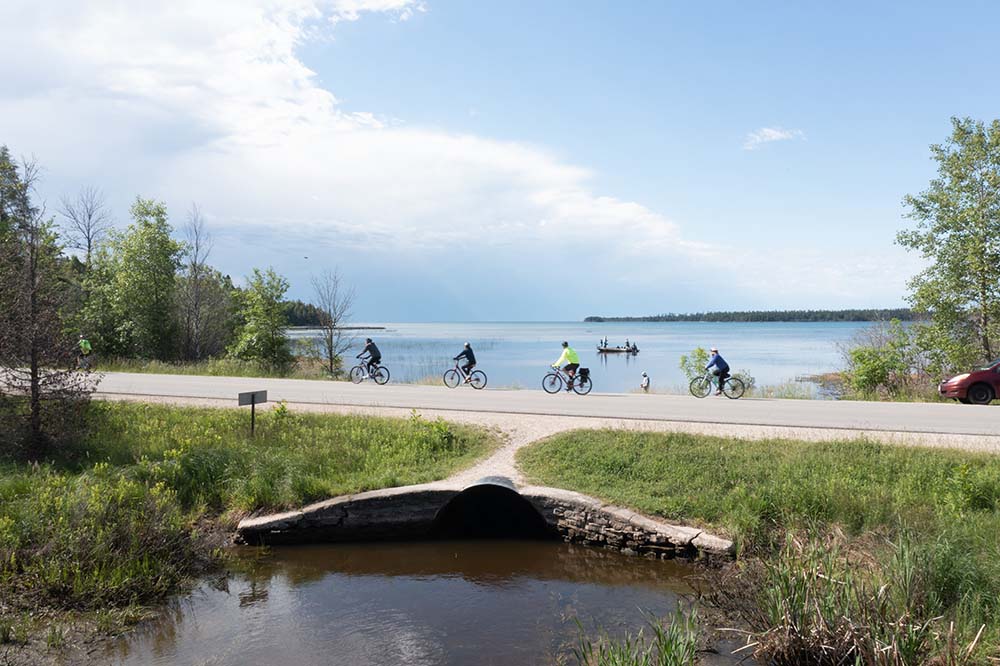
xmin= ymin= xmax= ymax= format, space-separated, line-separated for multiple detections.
xmin=585 ymin=308 xmax=916 ymax=323
xmin=0 ymin=401 xmax=497 ymax=627
xmin=572 ymin=609 xmax=699 ymax=666
xmin=227 ymin=267 xmax=295 ymax=371
xmin=898 ymin=117 xmax=1000 ymax=374
xmin=519 ymin=430 xmax=1000 ymax=662
xmin=95 ymin=355 xmax=332 ymax=380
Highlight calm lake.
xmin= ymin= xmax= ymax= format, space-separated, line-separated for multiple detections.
xmin=291 ymin=321 xmax=869 ymax=393
xmin=107 ymin=541 xmax=745 ymax=666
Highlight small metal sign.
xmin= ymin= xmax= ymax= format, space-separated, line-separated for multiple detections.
xmin=238 ymin=390 xmax=267 ymax=406
xmin=238 ymin=390 xmax=268 ymax=435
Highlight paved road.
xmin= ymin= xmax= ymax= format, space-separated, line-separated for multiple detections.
xmin=95 ymin=372 xmax=1000 ymax=437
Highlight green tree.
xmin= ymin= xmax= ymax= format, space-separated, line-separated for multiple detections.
xmin=678 ymin=347 xmax=711 ymax=381
xmin=0 ymin=145 xmax=21 ymax=238
xmin=228 ymin=268 xmax=293 ymax=370
xmin=82 ymin=198 xmax=184 ymax=360
xmin=0 ymin=155 xmax=96 ymax=455
xmin=845 ymin=320 xmax=916 ymax=397
xmin=898 ymin=117 xmax=1000 ymax=372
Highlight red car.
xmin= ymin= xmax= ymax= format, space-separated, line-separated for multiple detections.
xmin=939 ymin=359 xmax=1000 ymax=404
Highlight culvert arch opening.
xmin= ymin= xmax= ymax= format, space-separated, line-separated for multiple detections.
xmin=431 ymin=481 xmax=554 ymax=540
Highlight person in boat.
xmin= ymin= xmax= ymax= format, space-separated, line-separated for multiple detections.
xmin=454 ymin=342 xmax=477 ymax=382
xmin=640 ymin=371 xmax=650 ymax=392
xmin=552 ymin=341 xmax=580 ymax=390
xmin=705 ymin=347 xmax=730 ymax=396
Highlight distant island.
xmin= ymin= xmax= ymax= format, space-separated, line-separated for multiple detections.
xmin=584 ymin=308 xmax=917 ymax=323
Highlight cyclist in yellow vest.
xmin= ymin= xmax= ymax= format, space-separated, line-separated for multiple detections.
xmin=551 ymin=341 xmax=580 ymax=390
xmin=78 ymin=334 xmax=93 ymax=370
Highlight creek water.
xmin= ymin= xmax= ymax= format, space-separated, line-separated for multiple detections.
xmin=105 ymin=541 xmax=744 ymax=665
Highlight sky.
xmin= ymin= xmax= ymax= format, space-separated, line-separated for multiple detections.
xmin=2 ymin=0 xmax=998 ymax=321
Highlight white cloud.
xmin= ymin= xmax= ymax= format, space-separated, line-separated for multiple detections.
xmin=0 ymin=2 xmax=905 ymax=315
xmin=0 ymin=1 xmax=697 ymax=262
xmin=742 ymin=126 xmax=805 ymax=151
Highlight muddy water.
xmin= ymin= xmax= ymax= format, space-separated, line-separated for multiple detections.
xmin=104 ymin=541 xmax=741 ymax=665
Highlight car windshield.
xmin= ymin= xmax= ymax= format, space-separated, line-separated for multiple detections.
xmin=987 ymin=359 xmax=1000 ymax=370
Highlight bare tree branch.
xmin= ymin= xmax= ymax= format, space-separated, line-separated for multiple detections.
xmin=58 ymin=186 xmax=112 ymax=265
xmin=310 ymin=269 xmax=356 ymax=376
xmin=180 ymin=204 xmax=213 ymax=360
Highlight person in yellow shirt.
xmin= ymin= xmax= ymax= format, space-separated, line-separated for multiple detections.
xmin=552 ymin=341 xmax=580 ymax=390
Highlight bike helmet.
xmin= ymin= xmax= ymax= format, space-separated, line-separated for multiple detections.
xmin=710 ymin=347 xmax=718 ymax=352
xmin=561 ymin=341 xmax=568 ymax=347
xmin=641 ymin=371 xmax=647 ymax=376
xmin=464 ymin=342 xmax=470 ymax=348
xmin=365 ymin=337 xmax=372 ymax=343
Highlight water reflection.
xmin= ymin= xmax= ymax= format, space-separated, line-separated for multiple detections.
xmin=108 ymin=541 xmax=714 ymax=666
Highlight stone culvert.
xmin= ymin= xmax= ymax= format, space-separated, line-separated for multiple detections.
xmin=236 ymin=476 xmax=733 ymax=561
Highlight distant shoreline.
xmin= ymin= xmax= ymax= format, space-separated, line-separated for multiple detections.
xmin=584 ymin=308 xmax=917 ymax=323
xmin=286 ymin=325 xmax=387 ymax=331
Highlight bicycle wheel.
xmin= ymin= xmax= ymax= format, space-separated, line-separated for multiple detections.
xmin=469 ymin=370 xmax=487 ymax=390
xmin=722 ymin=377 xmax=745 ymax=399
xmin=443 ymin=369 xmax=461 ymax=388
xmin=542 ymin=372 xmax=563 ymax=394
xmin=573 ymin=376 xmax=593 ymax=395
xmin=350 ymin=365 xmax=366 ymax=384
xmin=689 ymin=376 xmax=712 ymax=398
xmin=373 ymin=366 xmax=390 ymax=385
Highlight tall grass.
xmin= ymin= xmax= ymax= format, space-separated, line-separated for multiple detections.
xmin=96 ymin=356 xmax=333 ymax=380
xmin=519 ymin=430 xmax=1000 ymax=660
xmin=571 ymin=609 xmax=698 ymax=666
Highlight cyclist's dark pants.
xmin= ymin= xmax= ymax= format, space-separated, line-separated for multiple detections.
xmin=462 ymin=362 xmax=475 ymax=376
xmin=712 ymin=368 xmax=730 ymax=389
xmin=564 ymin=362 xmax=579 ymax=377
xmin=367 ymin=357 xmax=381 ymax=375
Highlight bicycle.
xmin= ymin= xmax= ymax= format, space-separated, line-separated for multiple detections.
xmin=689 ymin=372 xmax=745 ymax=399
xmin=542 ymin=366 xmax=592 ymax=395
xmin=443 ymin=362 xmax=487 ymax=390
xmin=349 ymin=360 xmax=390 ymax=385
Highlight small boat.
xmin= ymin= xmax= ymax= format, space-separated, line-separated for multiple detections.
xmin=597 ymin=345 xmax=639 ymax=354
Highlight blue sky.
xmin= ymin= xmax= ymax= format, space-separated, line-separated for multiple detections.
xmin=2 ymin=1 xmax=998 ymax=320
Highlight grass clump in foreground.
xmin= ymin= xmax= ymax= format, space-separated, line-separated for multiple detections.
xmin=0 ymin=401 xmax=497 ymax=629
xmin=570 ymin=608 xmax=699 ymax=666
xmin=519 ymin=430 xmax=1000 ymax=664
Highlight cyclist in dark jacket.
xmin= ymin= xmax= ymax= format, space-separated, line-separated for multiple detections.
xmin=705 ymin=347 xmax=730 ymax=396
xmin=357 ymin=338 xmax=382 ymax=376
xmin=454 ymin=342 xmax=477 ymax=382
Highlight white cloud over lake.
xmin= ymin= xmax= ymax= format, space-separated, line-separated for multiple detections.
xmin=0 ymin=1 xmax=912 ymax=318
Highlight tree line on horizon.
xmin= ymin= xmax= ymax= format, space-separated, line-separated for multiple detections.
xmin=585 ymin=308 xmax=918 ymax=323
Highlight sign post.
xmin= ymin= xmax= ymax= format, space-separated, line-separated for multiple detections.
xmin=238 ymin=390 xmax=268 ymax=436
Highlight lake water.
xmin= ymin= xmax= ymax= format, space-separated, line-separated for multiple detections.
xmin=108 ymin=541 xmax=744 ymax=666
xmin=291 ymin=321 xmax=867 ymax=393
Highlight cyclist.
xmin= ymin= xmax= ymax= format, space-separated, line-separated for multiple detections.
xmin=453 ymin=342 xmax=477 ymax=382
xmin=705 ymin=347 xmax=730 ymax=396
xmin=357 ymin=338 xmax=382 ymax=377
xmin=78 ymin=334 xmax=93 ymax=370
xmin=551 ymin=341 xmax=580 ymax=391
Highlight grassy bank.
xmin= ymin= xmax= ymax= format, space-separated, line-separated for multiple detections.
xmin=96 ymin=356 xmax=334 ymax=380
xmin=0 ymin=402 xmax=499 ymax=654
xmin=519 ymin=431 xmax=1000 ymax=663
